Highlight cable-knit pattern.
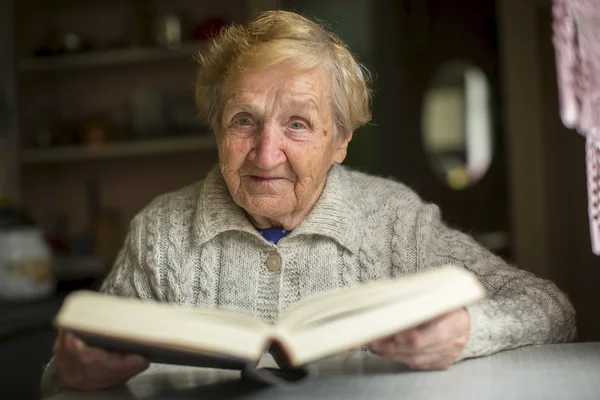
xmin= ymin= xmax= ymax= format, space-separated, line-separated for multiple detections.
xmin=40 ymin=163 xmax=577 ymax=397
xmin=413 ymin=203 xmax=577 ymax=359
xmin=391 ymin=203 xmax=420 ymax=277
xmin=341 ymin=250 xmax=358 ymax=287
xmin=195 ymin=239 xmax=218 ymax=306
xmin=144 ymin=203 xmax=161 ymax=297
xmin=166 ymin=209 xmax=183 ymax=303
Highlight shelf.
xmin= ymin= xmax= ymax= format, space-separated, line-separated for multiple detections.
xmin=21 ymin=135 xmax=217 ymax=164
xmin=18 ymin=41 xmax=208 ymax=72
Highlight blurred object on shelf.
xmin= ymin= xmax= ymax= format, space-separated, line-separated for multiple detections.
xmin=33 ymin=110 xmax=63 ymax=148
xmin=61 ymin=32 xmax=93 ymax=54
xmin=46 ymin=214 xmax=70 ymax=256
xmin=132 ymin=84 xmax=168 ymax=137
xmin=34 ymin=27 xmax=94 ymax=58
xmin=20 ymin=40 xmax=208 ymax=72
xmin=82 ymin=115 xmax=111 ymax=147
xmin=45 ymin=212 xmax=109 ymax=281
xmin=155 ymin=12 xmax=188 ymax=48
xmin=24 ymin=85 xmax=211 ymax=152
xmin=21 ymin=135 xmax=217 ymax=164
xmin=0 ymin=206 xmax=55 ymax=302
xmin=29 ymin=99 xmax=84 ymax=149
xmin=40 ymin=178 xmax=114 ymax=282
xmin=33 ymin=27 xmax=64 ymax=57
xmin=63 ymin=32 xmax=85 ymax=52
xmin=193 ymin=17 xmax=229 ymax=41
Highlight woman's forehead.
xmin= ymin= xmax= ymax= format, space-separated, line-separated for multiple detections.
xmin=223 ymin=66 xmax=331 ymax=109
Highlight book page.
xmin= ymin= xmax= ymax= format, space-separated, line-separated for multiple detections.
xmin=276 ymin=265 xmax=464 ymax=329
xmin=274 ymin=266 xmax=486 ymax=366
xmin=56 ymin=291 xmax=273 ymax=362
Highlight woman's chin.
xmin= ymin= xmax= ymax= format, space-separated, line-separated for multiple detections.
xmin=240 ymin=195 xmax=293 ymax=221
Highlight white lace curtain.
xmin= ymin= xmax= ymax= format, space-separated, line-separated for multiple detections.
xmin=553 ymin=0 xmax=600 ymax=254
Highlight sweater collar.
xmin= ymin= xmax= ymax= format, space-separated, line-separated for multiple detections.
xmin=194 ymin=163 xmax=360 ymax=253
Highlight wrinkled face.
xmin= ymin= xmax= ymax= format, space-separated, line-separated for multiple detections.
xmin=217 ymin=65 xmax=350 ymax=228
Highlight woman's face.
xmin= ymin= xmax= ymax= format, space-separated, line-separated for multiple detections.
xmin=217 ymin=65 xmax=350 ymax=229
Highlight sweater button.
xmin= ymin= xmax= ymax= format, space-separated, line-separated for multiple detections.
xmin=266 ymin=253 xmax=282 ymax=272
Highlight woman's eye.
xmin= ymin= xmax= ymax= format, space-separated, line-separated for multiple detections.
xmin=290 ymin=121 xmax=306 ymax=130
xmin=236 ymin=117 xmax=252 ymax=126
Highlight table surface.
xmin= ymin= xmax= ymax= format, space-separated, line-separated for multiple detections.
xmin=48 ymin=342 xmax=600 ymax=400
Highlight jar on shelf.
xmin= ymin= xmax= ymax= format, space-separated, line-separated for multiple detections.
xmin=0 ymin=207 xmax=55 ymax=301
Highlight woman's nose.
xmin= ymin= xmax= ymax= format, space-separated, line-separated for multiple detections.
xmin=248 ymin=123 xmax=286 ymax=169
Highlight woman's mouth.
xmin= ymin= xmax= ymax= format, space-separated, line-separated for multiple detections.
xmin=251 ymin=176 xmax=281 ymax=184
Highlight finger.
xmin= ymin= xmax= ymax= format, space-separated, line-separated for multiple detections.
xmin=88 ymin=357 xmax=125 ymax=382
xmin=78 ymin=344 xmax=109 ymax=365
xmin=394 ymin=330 xmax=467 ymax=354
xmin=388 ymin=350 xmax=460 ymax=370
xmin=55 ymin=334 xmax=147 ymax=390
xmin=64 ymin=333 xmax=83 ymax=355
xmin=52 ymin=334 xmax=63 ymax=355
xmin=64 ymin=335 xmax=95 ymax=362
xmin=81 ymin=353 xmax=139 ymax=383
xmin=123 ymin=354 xmax=149 ymax=370
xmin=55 ymin=330 xmax=74 ymax=352
xmin=370 ymin=335 xmax=395 ymax=347
xmin=395 ymin=311 xmax=469 ymax=351
xmin=97 ymin=352 xmax=148 ymax=373
xmin=369 ymin=334 xmax=397 ymax=352
xmin=383 ymin=344 xmax=460 ymax=360
xmin=371 ymin=326 xmax=435 ymax=356
xmin=419 ymin=308 xmax=469 ymax=336
xmin=369 ymin=337 xmax=396 ymax=355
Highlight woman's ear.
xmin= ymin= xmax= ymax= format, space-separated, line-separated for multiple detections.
xmin=333 ymin=132 xmax=353 ymax=163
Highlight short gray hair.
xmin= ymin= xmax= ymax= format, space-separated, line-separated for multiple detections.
xmin=194 ymin=10 xmax=372 ymax=139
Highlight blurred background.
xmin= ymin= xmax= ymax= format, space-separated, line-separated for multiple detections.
xmin=0 ymin=0 xmax=598 ymax=398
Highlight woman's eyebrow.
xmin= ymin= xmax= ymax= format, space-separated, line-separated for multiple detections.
xmin=223 ymin=95 xmax=320 ymax=116
xmin=288 ymin=95 xmax=320 ymax=111
xmin=224 ymin=100 xmax=257 ymax=114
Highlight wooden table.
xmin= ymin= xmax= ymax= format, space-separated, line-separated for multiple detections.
xmin=47 ymin=343 xmax=600 ymax=400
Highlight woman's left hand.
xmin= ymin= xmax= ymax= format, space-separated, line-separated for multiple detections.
xmin=368 ymin=307 xmax=470 ymax=370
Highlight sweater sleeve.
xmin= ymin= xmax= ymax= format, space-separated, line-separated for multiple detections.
xmin=40 ymin=213 xmax=163 ymax=398
xmin=413 ymin=203 xmax=577 ymax=360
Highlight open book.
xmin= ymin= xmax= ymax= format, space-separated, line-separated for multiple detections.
xmin=54 ymin=265 xmax=485 ymax=381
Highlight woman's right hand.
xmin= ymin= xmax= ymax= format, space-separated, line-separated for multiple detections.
xmin=53 ymin=330 xmax=149 ymax=390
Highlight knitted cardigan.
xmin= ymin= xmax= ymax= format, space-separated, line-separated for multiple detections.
xmin=41 ymin=163 xmax=576 ymax=397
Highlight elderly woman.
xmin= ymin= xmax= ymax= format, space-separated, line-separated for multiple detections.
xmin=41 ymin=10 xmax=576 ymax=396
